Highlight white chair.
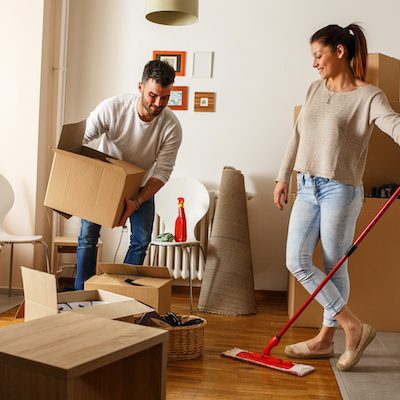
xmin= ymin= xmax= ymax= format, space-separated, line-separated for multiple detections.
xmin=0 ymin=175 xmax=50 ymax=297
xmin=149 ymin=177 xmax=210 ymax=313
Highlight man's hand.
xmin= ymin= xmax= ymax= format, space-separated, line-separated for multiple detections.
xmin=117 ymin=178 xmax=164 ymax=227
xmin=273 ymin=182 xmax=289 ymax=210
xmin=118 ymin=198 xmax=139 ymax=226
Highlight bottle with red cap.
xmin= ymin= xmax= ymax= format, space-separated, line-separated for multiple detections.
xmin=174 ymin=197 xmax=187 ymax=242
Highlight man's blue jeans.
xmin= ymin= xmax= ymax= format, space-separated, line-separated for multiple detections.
xmin=74 ymin=197 xmax=155 ymax=290
xmin=286 ymin=174 xmax=363 ymax=327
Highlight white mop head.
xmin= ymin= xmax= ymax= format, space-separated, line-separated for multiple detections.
xmin=222 ymin=347 xmax=315 ymax=377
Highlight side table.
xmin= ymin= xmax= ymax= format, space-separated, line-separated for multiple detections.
xmin=0 ymin=312 xmax=167 ymax=399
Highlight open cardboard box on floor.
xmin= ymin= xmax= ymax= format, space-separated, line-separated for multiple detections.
xmin=20 ymin=266 xmax=153 ymax=322
xmin=85 ymin=264 xmax=172 ymax=315
xmin=44 ymin=120 xmax=145 ymax=228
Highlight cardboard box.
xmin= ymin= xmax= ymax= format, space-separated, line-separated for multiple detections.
xmin=365 ymin=53 xmax=400 ymax=101
xmin=21 ymin=266 xmax=153 ymax=322
xmin=362 ymin=102 xmax=400 ymax=194
xmin=44 ymin=120 xmax=145 ymax=227
xmin=85 ymin=263 xmax=172 ymax=315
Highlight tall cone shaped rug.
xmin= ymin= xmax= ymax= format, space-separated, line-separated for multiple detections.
xmin=198 ymin=167 xmax=257 ymax=315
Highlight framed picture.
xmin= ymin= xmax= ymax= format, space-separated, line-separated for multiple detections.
xmin=192 ymin=51 xmax=213 ymax=78
xmin=168 ymin=86 xmax=188 ymax=110
xmin=194 ymin=92 xmax=215 ymax=112
xmin=153 ymin=51 xmax=186 ymax=76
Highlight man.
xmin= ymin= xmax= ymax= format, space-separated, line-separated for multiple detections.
xmin=74 ymin=60 xmax=182 ymax=290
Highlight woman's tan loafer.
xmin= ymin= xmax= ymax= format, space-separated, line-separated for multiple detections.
xmin=285 ymin=341 xmax=334 ymax=359
xmin=336 ymin=323 xmax=376 ymax=371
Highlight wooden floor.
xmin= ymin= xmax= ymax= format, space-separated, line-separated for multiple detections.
xmin=167 ymin=289 xmax=341 ymax=400
xmin=0 ymin=289 xmax=341 ymax=400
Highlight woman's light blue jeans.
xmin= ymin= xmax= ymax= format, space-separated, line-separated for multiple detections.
xmin=74 ymin=197 xmax=155 ymax=290
xmin=286 ymin=174 xmax=363 ymax=327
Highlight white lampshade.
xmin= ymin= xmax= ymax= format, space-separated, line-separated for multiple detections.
xmin=145 ymin=0 xmax=198 ymax=26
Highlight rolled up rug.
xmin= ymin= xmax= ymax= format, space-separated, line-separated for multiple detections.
xmin=198 ymin=166 xmax=257 ymax=315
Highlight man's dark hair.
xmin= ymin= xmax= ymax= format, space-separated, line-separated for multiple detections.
xmin=142 ymin=60 xmax=175 ymax=87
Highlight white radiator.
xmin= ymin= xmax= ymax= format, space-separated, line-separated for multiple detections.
xmin=144 ymin=190 xmax=217 ymax=281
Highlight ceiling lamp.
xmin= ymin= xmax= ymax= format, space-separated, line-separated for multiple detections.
xmin=145 ymin=0 xmax=199 ymax=26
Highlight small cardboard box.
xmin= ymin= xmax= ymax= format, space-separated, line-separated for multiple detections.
xmin=85 ymin=263 xmax=172 ymax=315
xmin=365 ymin=53 xmax=400 ymax=101
xmin=21 ymin=266 xmax=153 ymax=322
xmin=44 ymin=120 xmax=145 ymax=228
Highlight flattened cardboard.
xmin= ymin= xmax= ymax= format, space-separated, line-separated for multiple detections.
xmin=21 ymin=266 xmax=153 ymax=322
xmin=365 ymin=53 xmax=400 ymax=101
xmin=85 ymin=263 xmax=172 ymax=315
xmin=288 ymin=198 xmax=400 ymax=331
xmin=44 ymin=121 xmax=145 ymax=228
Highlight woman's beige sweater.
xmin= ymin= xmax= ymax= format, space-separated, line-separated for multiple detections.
xmin=276 ymin=80 xmax=400 ymax=186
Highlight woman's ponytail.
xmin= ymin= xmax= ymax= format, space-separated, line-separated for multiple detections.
xmin=345 ymin=24 xmax=368 ymax=81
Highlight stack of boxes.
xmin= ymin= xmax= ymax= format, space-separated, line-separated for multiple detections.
xmin=288 ymin=53 xmax=400 ymax=331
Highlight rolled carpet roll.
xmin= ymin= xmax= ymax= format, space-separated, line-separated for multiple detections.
xmin=198 ymin=166 xmax=257 ymax=315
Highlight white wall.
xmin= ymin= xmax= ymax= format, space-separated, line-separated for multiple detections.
xmin=0 ymin=0 xmax=44 ymax=288
xmin=63 ymin=0 xmax=400 ymax=290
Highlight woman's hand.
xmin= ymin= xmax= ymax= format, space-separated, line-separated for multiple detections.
xmin=273 ymin=182 xmax=289 ymax=210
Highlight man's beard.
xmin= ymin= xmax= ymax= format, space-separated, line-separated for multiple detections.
xmin=142 ymin=98 xmax=165 ymax=117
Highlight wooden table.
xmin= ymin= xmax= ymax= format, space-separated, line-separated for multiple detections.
xmin=0 ymin=312 xmax=167 ymax=399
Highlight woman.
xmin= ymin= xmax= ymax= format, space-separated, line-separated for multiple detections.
xmin=274 ymin=23 xmax=400 ymax=371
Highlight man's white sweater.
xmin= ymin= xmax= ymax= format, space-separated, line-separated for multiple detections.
xmin=85 ymin=93 xmax=182 ymax=185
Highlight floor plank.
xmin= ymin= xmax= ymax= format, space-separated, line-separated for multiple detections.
xmin=0 ymin=289 xmax=341 ymax=399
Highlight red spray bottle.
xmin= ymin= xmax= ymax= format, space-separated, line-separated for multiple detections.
xmin=174 ymin=197 xmax=187 ymax=242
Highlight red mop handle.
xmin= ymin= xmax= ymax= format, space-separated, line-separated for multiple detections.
xmin=278 ymin=185 xmax=400 ymax=340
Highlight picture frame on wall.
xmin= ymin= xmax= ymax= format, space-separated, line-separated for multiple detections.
xmin=153 ymin=51 xmax=186 ymax=76
xmin=168 ymin=86 xmax=188 ymax=110
xmin=194 ymin=92 xmax=215 ymax=112
xmin=192 ymin=51 xmax=213 ymax=78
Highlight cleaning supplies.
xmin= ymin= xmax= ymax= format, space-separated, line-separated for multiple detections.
xmin=222 ymin=185 xmax=400 ymax=376
xmin=154 ymin=232 xmax=175 ymax=242
xmin=174 ymin=197 xmax=187 ymax=242
xmin=222 ymin=348 xmax=314 ymax=376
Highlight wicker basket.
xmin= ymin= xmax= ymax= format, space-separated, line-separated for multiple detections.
xmin=149 ymin=315 xmax=207 ymax=361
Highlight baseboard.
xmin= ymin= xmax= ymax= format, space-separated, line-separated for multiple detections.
xmin=171 ymin=286 xmax=287 ymax=299
xmin=0 ymin=282 xmax=287 ymax=299
xmin=0 ymin=287 xmax=23 ymax=296
xmin=172 ymin=278 xmax=201 ymax=287
xmin=172 ymin=286 xmax=201 ymax=295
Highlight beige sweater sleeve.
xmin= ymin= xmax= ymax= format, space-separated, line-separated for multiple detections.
xmin=370 ymin=92 xmax=400 ymax=146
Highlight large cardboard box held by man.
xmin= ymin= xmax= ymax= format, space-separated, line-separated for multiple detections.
xmin=44 ymin=120 xmax=145 ymax=228
xmin=20 ymin=266 xmax=153 ymax=322
xmin=85 ymin=264 xmax=172 ymax=315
